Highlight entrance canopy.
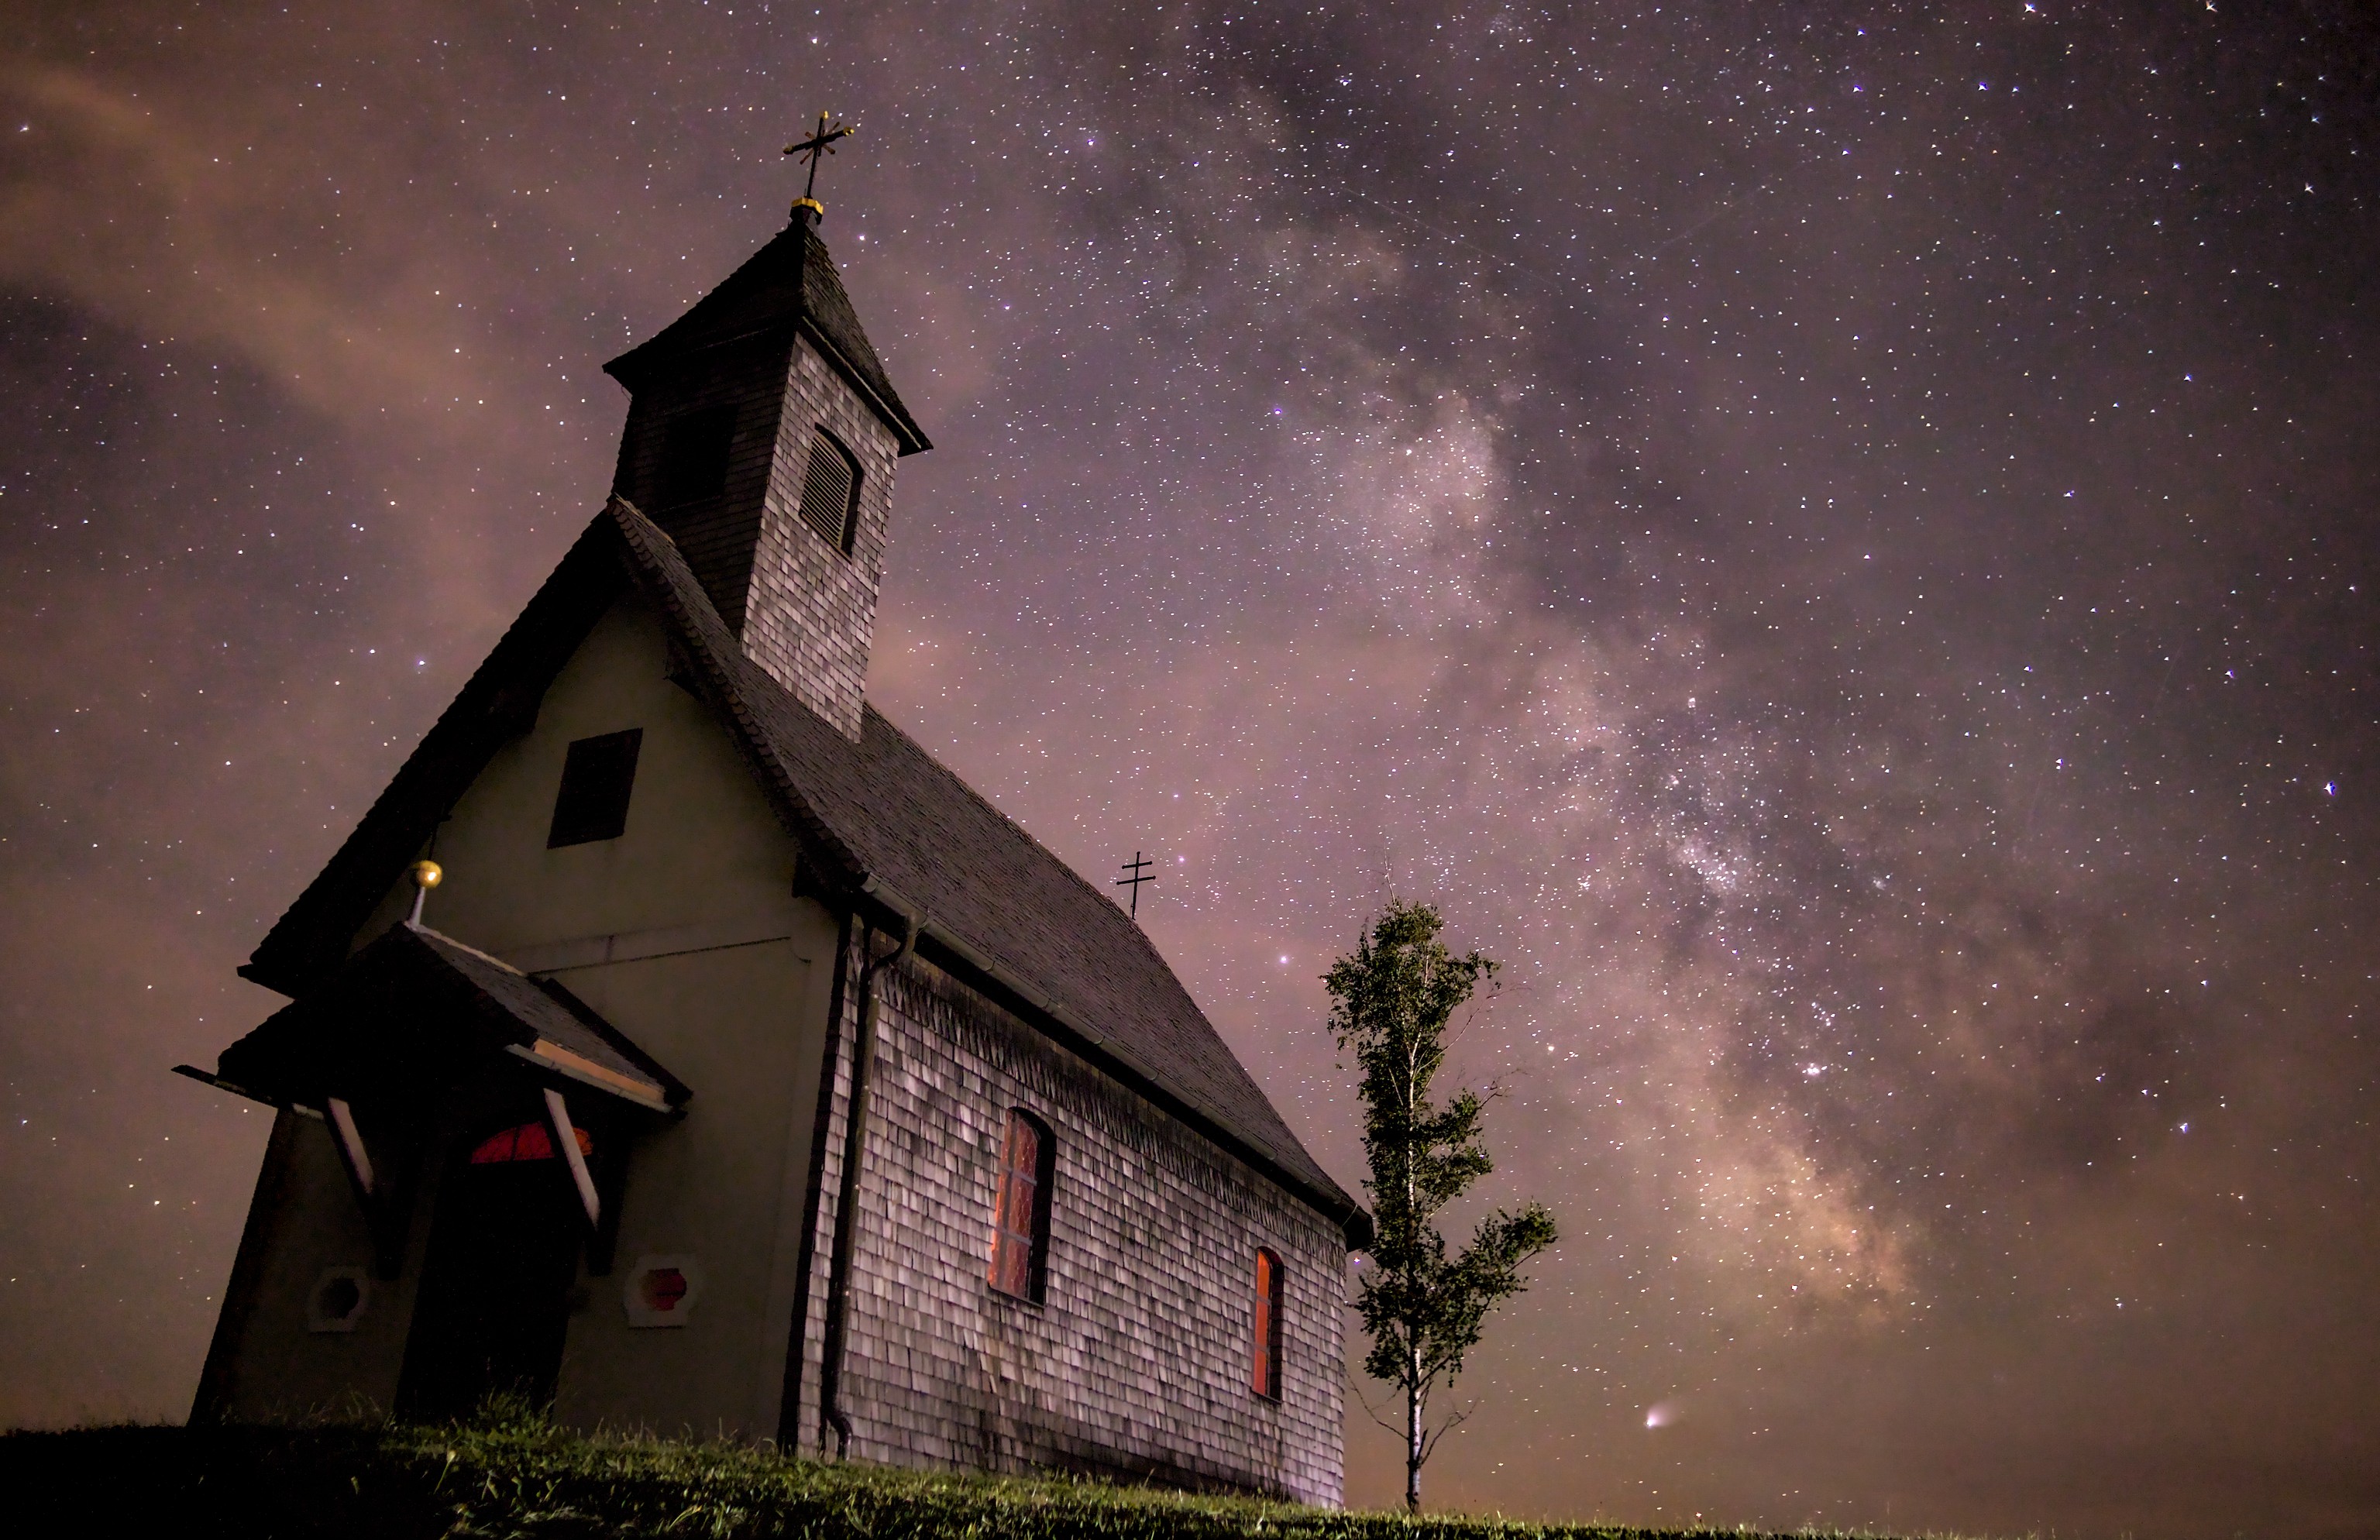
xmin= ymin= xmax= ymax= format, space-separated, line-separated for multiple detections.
xmin=181 ymin=922 xmax=683 ymax=1280
xmin=190 ymin=922 xmax=689 ymax=1118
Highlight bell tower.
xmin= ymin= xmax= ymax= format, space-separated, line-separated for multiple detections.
xmin=603 ymin=178 xmax=928 ymax=740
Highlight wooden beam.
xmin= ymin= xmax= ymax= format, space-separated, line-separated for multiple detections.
xmin=325 ymin=1096 xmax=408 ymax=1278
xmin=544 ymin=1087 xmax=600 ymax=1229
xmin=325 ymin=1097 xmax=376 ymax=1199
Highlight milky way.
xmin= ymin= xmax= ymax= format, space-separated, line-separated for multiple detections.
xmin=3 ymin=5 xmax=2375 ymax=1536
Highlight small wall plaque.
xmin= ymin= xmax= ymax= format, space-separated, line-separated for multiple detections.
xmin=305 ymin=1266 xmax=370 ymax=1333
xmin=623 ymin=1254 xmax=703 ymax=1328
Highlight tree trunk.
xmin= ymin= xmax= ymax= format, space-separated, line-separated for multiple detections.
xmin=1405 ymin=1036 xmax=1423 ymax=1514
xmin=1405 ymin=1344 xmax=1423 ymax=1513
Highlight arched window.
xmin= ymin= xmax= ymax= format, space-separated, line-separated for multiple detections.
xmin=988 ymin=1109 xmax=1054 ymax=1302
xmin=1253 ymin=1247 xmax=1285 ymax=1401
xmin=468 ymin=1122 xmax=592 ymax=1164
xmin=796 ymin=427 xmax=863 ymax=555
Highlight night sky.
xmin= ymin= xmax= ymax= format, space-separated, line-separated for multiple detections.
xmin=5 ymin=3 xmax=2378 ymax=1535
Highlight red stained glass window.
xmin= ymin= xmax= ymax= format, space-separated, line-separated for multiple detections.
xmin=1253 ymin=1248 xmax=1285 ymax=1401
xmin=468 ymin=1122 xmax=592 ymax=1165
xmin=989 ymin=1109 xmax=1052 ymax=1301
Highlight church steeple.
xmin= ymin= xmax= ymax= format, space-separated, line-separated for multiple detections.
xmin=603 ymin=196 xmax=927 ymax=741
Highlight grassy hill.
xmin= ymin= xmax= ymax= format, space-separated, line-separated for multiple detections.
xmin=0 ymin=1415 xmax=1837 ymax=1540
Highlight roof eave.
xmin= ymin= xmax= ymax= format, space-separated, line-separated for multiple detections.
xmin=600 ymin=318 xmax=793 ymax=391
xmin=855 ymin=873 xmax=1369 ymax=1246
xmin=240 ymin=524 xmax=628 ymax=997
xmin=600 ymin=319 xmax=929 ymax=457
xmin=794 ymin=315 xmax=931 ymax=455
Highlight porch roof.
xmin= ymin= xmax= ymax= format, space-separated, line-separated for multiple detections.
xmin=207 ymin=922 xmax=688 ymax=1115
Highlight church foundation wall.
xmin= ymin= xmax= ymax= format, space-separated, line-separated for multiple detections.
xmin=790 ymin=941 xmax=1347 ymax=1505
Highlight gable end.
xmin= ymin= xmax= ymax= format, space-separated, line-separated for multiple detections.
xmin=242 ymin=504 xmax=868 ymax=997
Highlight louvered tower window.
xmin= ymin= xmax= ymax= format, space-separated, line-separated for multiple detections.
xmin=1253 ymin=1248 xmax=1285 ymax=1400
xmin=988 ymin=1109 xmax=1054 ymax=1302
xmin=796 ymin=427 xmax=863 ymax=554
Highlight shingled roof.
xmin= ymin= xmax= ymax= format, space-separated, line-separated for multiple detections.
xmin=603 ymin=220 xmax=929 ymax=455
xmin=242 ymin=499 xmax=1364 ymax=1240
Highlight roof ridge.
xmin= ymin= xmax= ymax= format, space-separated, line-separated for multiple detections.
xmin=404 ymin=921 xmax=525 ymax=978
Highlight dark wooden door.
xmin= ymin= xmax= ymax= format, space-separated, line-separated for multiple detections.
xmin=396 ymin=1157 xmax=580 ymax=1421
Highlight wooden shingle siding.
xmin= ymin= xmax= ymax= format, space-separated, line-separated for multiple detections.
xmin=738 ymin=335 xmax=901 ymax=739
xmin=608 ymin=335 xmax=795 ymax=636
xmin=789 ymin=940 xmax=1346 ymax=1504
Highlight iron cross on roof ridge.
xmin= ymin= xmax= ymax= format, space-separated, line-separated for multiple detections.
xmin=784 ymin=112 xmax=857 ymax=222
xmin=1115 ymin=851 xmax=1156 ymax=920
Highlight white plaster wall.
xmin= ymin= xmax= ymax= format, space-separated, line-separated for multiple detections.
xmin=356 ymin=596 xmax=803 ymax=951
xmin=214 ymin=1109 xmax=423 ymax=1421
xmin=546 ymin=937 xmax=834 ymax=1439
xmin=222 ymin=595 xmax=840 ymax=1436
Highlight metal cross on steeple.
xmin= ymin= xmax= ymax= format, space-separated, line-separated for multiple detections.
xmin=784 ymin=111 xmax=857 ymax=222
xmin=1115 ymin=851 xmax=1156 ymax=920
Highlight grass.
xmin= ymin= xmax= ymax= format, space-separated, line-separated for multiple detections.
xmin=0 ymin=1411 xmax=1874 ymax=1540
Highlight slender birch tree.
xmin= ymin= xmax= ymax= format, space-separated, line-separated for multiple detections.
xmin=1326 ymin=901 xmax=1556 ymax=1514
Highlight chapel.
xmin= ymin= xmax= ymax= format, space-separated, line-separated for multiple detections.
xmin=177 ymin=182 xmax=1364 ymax=1504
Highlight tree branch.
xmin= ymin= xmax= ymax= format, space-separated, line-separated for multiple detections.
xmin=1419 ymin=1398 xmax=1478 ymax=1463
xmin=1349 ymin=1378 xmax=1408 ymax=1439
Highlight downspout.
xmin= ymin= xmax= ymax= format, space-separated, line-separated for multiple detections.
xmin=817 ymin=912 xmax=917 ymax=1457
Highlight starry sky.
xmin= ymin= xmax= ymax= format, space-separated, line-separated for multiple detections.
xmin=4 ymin=2 xmax=2377 ymax=1535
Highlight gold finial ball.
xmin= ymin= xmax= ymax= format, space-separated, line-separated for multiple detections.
xmin=410 ymin=859 xmax=444 ymax=891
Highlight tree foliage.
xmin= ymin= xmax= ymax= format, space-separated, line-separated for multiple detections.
xmin=1326 ymin=902 xmax=1556 ymax=1513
